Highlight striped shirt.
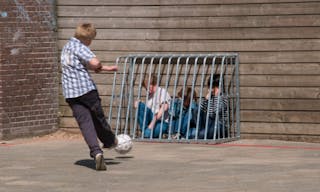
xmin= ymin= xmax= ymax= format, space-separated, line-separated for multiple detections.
xmin=199 ymin=95 xmax=229 ymax=122
xmin=60 ymin=37 xmax=97 ymax=98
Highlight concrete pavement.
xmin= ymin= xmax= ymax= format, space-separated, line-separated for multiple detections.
xmin=1 ymin=137 xmax=320 ymax=192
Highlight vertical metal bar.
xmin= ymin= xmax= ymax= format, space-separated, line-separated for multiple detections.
xmin=159 ymin=55 xmax=172 ymax=139
xmin=115 ymin=57 xmax=129 ymax=135
xmin=168 ymin=56 xmax=180 ymax=139
xmin=222 ymin=57 xmax=228 ymax=139
xmin=156 ymin=56 xmax=164 ymax=139
xmin=124 ymin=56 xmax=138 ymax=135
xmin=224 ymin=56 xmax=231 ymax=139
xmin=143 ymin=56 xmax=155 ymax=139
xmin=108 ymin=56 xmax=122 ymax=123
xmin=195 ymin=56 xmax=209 ymax=140
xmin=213 ymin=56 xmax=225 ymax=140
xmin=204 ymin=57 xmax=217 ymax=140
xmin=229 ymin=58 xmax=235 ymax=139
xmin=186 ymin=56 xmax=201 ymax=140
xmin=177 ymin=56 xmax=190 ymax=139
xmin=221 ymin=56 xmax=228 ymax=139
xmin=232 ymin=57 xmax=237 ymax=138
xmin=235 ymin=54 xmax=241 ymax=138
xmin=232 ymin=57 xmax=236 ymax=138
xmin=133 ymin=56 xmax=147 ymax=139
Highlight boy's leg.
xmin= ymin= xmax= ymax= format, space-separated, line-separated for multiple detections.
xmin=216 ymin=121 xmax=225 ymax=139
xmin=67 ymin=100 xmax=103 ymax=158
xmin=180 ymin=113 xmax=190 ymax=137
xmin=137 ymin=102 xmax=153 ymax=138
xmin=169 ymin=119 xmax=176 ymax=134
xmin=91 ymin=113 xmax=116 ymax=148
xmin=206 ymin=119 xmax=223 ymax=139
xmin=197 ymin=128 xmax=206 ymax=139
xmin=197 ymin=110 xmax=205 ymax=139
xmin=206 ymin=118 xmax=215 ymax=139
xmin=188 ymin=128 xmax=196 ymax=139
xmin=78 ymin=90 xmax=116 ymax=148
xmin=90 ymin=103 xmax=116 ymax=148
xmin=153 ymin=122 xmax=168 ymax=138
xmin=198 ymin=113 xmax=215 ymax=139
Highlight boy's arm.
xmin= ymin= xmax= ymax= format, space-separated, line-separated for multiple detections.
xmin=101 ymin=65 xmax=118 ymax=72
xmin=148 ymin=102 xmax=169 ymax=129
xmin=155 ymin=102 xmax=169 ymax=120
xmin=88 ymin=57 xmax=118 ymax=72
xmin=88 ymin=57 xmax=102 ymax=71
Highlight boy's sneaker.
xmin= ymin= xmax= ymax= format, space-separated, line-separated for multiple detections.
xmin=95 ymin=153 xmax=106 ymax=171
xmin=162 ymin=134 xmax=168 ymax=139
xmin=171 ymin=133 xmax=181 ymax=140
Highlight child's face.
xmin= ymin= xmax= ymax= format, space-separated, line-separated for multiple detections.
xmin=208 ymin=87 xmax=214 ymax=93
xmin=145 ymin=83 xmax=157 ymax=95
xmin=83 ymin=39 xmax=92 ymax=46
xmin=208 ymin=86 xmax=218 ymax=95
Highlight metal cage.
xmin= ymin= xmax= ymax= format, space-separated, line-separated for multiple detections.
xmin=108 ymin=53 xmax=240 ymax=144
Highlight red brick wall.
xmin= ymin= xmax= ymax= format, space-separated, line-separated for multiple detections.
xmin=0 ymin=0 xmax=59 ymax=139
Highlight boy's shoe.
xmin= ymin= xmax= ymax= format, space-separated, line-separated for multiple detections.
xmin=95 ymin=153 xmax=106 ymax=171
xmin=162 ymin=134 xmax=168 ymax=139
xmin=171 ymin=133 xmax=181 ymax=140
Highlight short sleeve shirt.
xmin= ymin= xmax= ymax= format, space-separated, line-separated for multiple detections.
xmin=146 ymin=87 xmax=171 ymax=121
xmin=60 ymin=37 xmax=97 ymax=98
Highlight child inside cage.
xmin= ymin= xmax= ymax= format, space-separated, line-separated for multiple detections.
xmin=190 ymin=74 xmax=229 ymax=139
xmin=134 ymin=73 xmax=171 ymax=138
xmin=169 ymin=86 xmax=198 ymax=139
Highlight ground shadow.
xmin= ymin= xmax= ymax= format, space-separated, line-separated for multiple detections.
xmin=115 ymin=155 xmax=134 ymax=159
xmin=74 ymin=158 xmax=121 ymax=170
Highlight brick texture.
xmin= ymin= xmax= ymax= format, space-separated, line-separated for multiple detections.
xmin=0 ymin=0 xmax=59 ymax=139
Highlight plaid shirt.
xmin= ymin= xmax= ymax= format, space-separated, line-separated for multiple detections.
xmin=60 ymin=37 xmax=97 ymax=98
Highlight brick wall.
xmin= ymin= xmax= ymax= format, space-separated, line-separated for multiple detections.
xmin=0 ymin=0 xmax=59 ymax=139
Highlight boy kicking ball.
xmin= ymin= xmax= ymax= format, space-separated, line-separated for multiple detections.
xmin=60 ymin=23 xmax=118 ymax=171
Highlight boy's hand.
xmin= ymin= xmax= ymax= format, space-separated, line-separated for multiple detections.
xmin=148 ymin=117 xmax=157 ymax=129
xmin=205 ymin=91 xmax=212 ymax=99
xmin=106 ymin=65 xmax=118 ymax=71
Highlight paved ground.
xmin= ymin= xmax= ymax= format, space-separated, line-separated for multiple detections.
xmin=1 ymin=133 xmax=320 ymax=192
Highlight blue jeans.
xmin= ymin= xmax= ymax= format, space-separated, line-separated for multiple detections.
xmin=171 ymin=112 xmax=193 ymax=137
xmin=137 ymin=102 xmax=168 ymax=138
xmin=188 ymin=111 xmax=224 ymax=139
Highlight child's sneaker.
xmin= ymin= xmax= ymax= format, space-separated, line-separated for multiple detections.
xmin=95 ymin=153 xmax=106 ymax=171
xmin=171 ymin=133 xmax=181 ymax=140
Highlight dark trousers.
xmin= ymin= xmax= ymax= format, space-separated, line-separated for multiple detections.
xmin=197 ymin=110 xmax=226 ymax=139
xmin=188 ymin=110 xmax=225 ymax=139
xmin=66 ymin=90 xmax=115 ymax=158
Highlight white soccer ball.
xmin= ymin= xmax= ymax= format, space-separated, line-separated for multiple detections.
xmin=114 ymin=134 xmax=133 ymax=154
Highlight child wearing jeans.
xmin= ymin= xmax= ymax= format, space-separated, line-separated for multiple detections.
xmin=134 ymin=74 xmax=171 ymax=138
xmin=190 ymin=75 xmax=228 ymax=139
xmin=169 ymin=87 xmax=198 ymax=139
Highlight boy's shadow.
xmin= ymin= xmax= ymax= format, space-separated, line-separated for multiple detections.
xmin=74 ymin=156 xmax=134 ymax=170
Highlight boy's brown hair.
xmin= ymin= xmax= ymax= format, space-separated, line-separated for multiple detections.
xmin=178 ymin=87 xmax=197 ymax=107
xmin=142 ymin=74 xmax=159 ymax=88
xmin=74 ymin=23 xmax=97 ymax=41
xmin=207 ymin=74 xmax=220 ymax=88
